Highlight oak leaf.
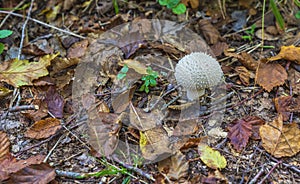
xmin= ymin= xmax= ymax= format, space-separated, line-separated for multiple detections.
xmin=255 ymin=61 xmax=287 ymax=92
xmin=260 ymin=115 xmax=300 ymax=158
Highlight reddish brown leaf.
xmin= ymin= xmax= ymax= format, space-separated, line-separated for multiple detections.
xmin=44 ymin=86 xmax=64 ymax=118
xmin=0 ymin=154 xmax=16 ymax=181
xmin=0 ymin=131 xmax=10 ymax=162
xmin=228 ymin=116 xmax=265 ymax=152
xmin=255 ymin=61 xmax=287 ymax=92
xmin=7 ymin=163 xmax=55 ymax=184
xmin=274 ymin=96 xmax=292 ymax=121
xmin=198 ymin=19 xmax=221 ymax=45
xmin=182 ymin=0 xmax=199 ymax=9
xmin=25 ymin=118 xmax=61 ymax=139
xmin=224 ymin=51 xmax=258 ymax=71
xmin=268 ymin=45 xmax=300 ymax=64
xmin=235 ymin=66 xmax=250 ymax=86
xmin=67 ymin=39 xmax=89 ymax=58
xmin=22 ymin=98 xmax=48 ymax=122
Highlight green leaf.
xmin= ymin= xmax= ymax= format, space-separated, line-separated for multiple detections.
xmin=172 ymin=3 xmax=186 ymax=15
xmin=295 ymin=11 xmax=300 ymax=19
xmin=166 ymin=0 xmax=180 ymax=9
xmin=0 ymin=30 xmax=13 ymax=39
xmin=150 ymin=78 xmax=157 ymax=86
xmin=0 ymin=43 xmax=4 ymax=55
xmin=117 ymin=73 xmax=127 ymax=80
xmin=145 ymin=86 xmax=149 ymax=93
xmin=0 ymin=53 xmax=58 ymax=87
xmin=159 ymin=0 xmax=168 ymax=6
xmin=113 ymin=0 xmax=119 ymax=14
xmin=270 ymin=0 xmax=285 ymax=30
xmin=120 ymin=65 xmax=129 ymax=73
xmin=145 ymin=80 xmax=150 ymax=87
xmin=139 ymin=84 xmax=146 ymax=92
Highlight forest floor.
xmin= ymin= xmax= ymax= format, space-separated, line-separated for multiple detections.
xmin=0 ymin=0 xmax=300 ymax=183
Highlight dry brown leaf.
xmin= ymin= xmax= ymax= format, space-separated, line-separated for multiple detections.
xmin=25 ymin=118 xmax=62 ymax=139
xmin=0 ymin=131 xmax=10 ymax=162
xmin=224 ymin=51 xmax=258 ymax=70
xmin=235 ymin=66 xmax=250 ymax=86
xmin=112 ymin=86 xmax=136 ymax=113
xmin=88 ymin=111 xmax=121 ymax=157
xmin=255 ymin=61 xmax=287 ymax=92
xmin=67 ymin=39 xmax=89 ymax=58
xmin=259 ymin=115 xmax=300 ymax=158
xmin=268 ymin=45 xmax=300 ymax=64
xmin=173 ymin=119 xmax=198 ymax=136
xmin=182 ymin=0 xmax=199 ymax=9
xmin=274 ymin=96 xmax=292 ymax=121
xmin=7 ymin=163 xmax=55 ymax=184
xmin=22 ymin=98 xmax=48 ymax=122
xmin=198 ymin=19 xmax=221 ymax=45
xmin=288 ymin=68 xmax=300 ymax=95
xmin=158 ymin=151 xmax=188 ymax=181
xmin=211 ymin=42 xmax=228 ymax=57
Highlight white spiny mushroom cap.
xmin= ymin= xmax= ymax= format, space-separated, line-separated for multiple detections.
xmin=174 ymin=52 xmax=223 ymax=100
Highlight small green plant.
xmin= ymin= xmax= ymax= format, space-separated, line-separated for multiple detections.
xmin=158 ymin=0 xmax=186 ymax=15
xmin=139 ymin=67 xmax=159 ymax=93
xmin=112 ymin=0 xmax=119 ymax=14
xmin=0 ymin=30 xmax=13 ymax=55
xmin=117 ymin=64 xmax=129 ymax=80
xmin=269 ymin=0 xmax=285 ymax=30
xmin=242 ymin=24 xmax=256 ymax=41
xmin=295 ymin=11 xmax=300 ymax=19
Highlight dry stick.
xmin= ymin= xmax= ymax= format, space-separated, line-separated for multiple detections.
xmin=0 ymin=10 xmax=85 ymax=39
xmin=111 ymin=154 xmax=155 ymax=182
xmin=248 ymin=166 xmax=265 ymax=184
xmin=8 ymin=104 xmax=38 ymax=112
xmin=258 ymin=160 xmax=282 ymax=184
xmin=18 ymin=0 xmax=34 ymax=59
xmin=0 ymin=0 xmax=26 ymax=28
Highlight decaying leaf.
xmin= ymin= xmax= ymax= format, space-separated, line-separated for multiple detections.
xmin=201 ymin=170 xmax=228 ymax=183
xmin=182 ymin=0 xmax=199 ymax=9
xmin=158 ymin=151 xmax=189 ymax=181
xmin=67 ymin=39 xmax=89 ymax=58
xmin=7 ymin=163 xmax=55 ymax=184
xmin=173 ymin=119 xmax=199 ymax=136
xmin=255 ymin=61 xmax=287 ymax=92
xmin=22 ymin=98 xmax=48 ymax=122
xmin=198 ymin=19 xmax=222 ymax=45
xmin=88 ymin=111 xmax=122 ymax=157
xmin=268 ymin=45 xmax=300 ymax=64
xmin=0 ymin=131 xmax=10 ymax=162
xmin=288 ymin=68 xmax=300 ymax=95
xmin=198 ymin=143 xmax=227 ymax=169
xmin=274 ymin=96 xmax=292 ymax=121
xmin=112 ymin=86 xmax=136 ymax=113
xmin=260 ymin=115 xmax=300 ymax=158
xmin=235 ymin=66 xmax=250 ymax=86
xmin=0 ymin=53 xmax=58 ymax=87
xmin=122 ymin=59 xmax=148 ymax=75
xmin=228 ymin=116 xmax=265 ymax=152
xmin=25 ymin=118 xmax=62 ymax=139
xmin=44 ymin=86 xmax=64 ymax=118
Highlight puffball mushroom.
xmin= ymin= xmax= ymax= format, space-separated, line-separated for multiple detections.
xmin=174 ymin=52 xmax=223 ymax=100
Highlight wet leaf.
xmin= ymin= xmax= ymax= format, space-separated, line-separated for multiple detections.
xmin=198 ymin=144 xmax=227 ymax=169
xmin=260 ymin=115 xmax=300 ymax=158
xmin=0 ymin=131 xmax=10 ymax=162
xmin=255 ymin=61 xmax=287 ymax=92
xmin=88 ymin=111 xmax=121 ymax=157
xmin=235 ymin=66 xmax=250 ymax=86
xmin=228 ymin=116 xmax=265 ymax=152
xmin=25 ymin=118 xmax=61 ymax=139
xmin=0 ymin=53 xmax=58 ymax=87
xmin=67 ymin=39 xmax=89 ymax=58
xmin=7 ymin=163 xmax=55 ymax=184
xmin=44 ymin=86 xmax=64 ymax=118
xmin=268 ymin=45 xmax=300 ymax=64
xmin=158 ymin=151 xmax=188 ymax=181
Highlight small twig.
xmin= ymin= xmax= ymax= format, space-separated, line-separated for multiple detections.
xmin=257 ymin=160 xmax=282 ymax=184
xmin=0 ymin=0 xmax=26 ymax=28
xmin=8 ymin=105 xmax=38 ymax=112
xmin=0 ymin=10 xmax=85 ymax=39
xmin=18 ymin=0 xmax=34 ymax=59
xmin=112 ymin=154 xmax=155 ymax=182
xmin=248 ymin=166 xmax=265 ymax=184
xmin=43 ymin=133 xmax=66 ymax=163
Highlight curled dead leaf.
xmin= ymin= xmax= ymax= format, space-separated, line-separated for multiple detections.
xmin=268 ymin=45 xmax=300 ymax=64
xmin=25 ymin=118 xmax=61 ymax=139
xmin=235 ymin=66 xmax=250 ymax=86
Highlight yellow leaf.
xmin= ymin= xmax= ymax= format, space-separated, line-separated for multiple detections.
xmin=198 ymin=144 xmax=227 ymax=169
xmin=0 ymin=53 xmax=58 ymax=87
xmin=122 ymin=59 xmax=148 ymax=75
xmin=268 ymin=45 xmax=300 ymax=64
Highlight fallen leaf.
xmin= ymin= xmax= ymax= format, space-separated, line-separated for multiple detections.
xmin=88 ymin=111 xmax=121 ymax=157
xmin=182 ymin=0 xmax=199 ymax=9
xmin=67 ymin=39 xmax=89 ymax=58
xmin=0 ymin=53 xmax=58 ymax=87
xmin=0 ymin=154 xmax=16 ymax=181
xmin=228 ymin=116 xmax=265 ymax=152
xmin=201 ymin=170 xmax=228 ymax=184
xmin=7 ymin=163 xmax=55 ymax=184
xmin=158 ymin=151 xmax=189 ymax=181
xmin=198 ymin=19 xmax=222 ymax=45
xmin=0 ymin=86 xmax=12 ymax=98
xmin=22 ymin=39 xmax=53 ymax=56
xmin=22 ymin=98 xmax=48 ymax=122
xmin=122 ymin=59 xmax=148 ymax=75
xmin=288 ymin=68 xmax=300 ymax=95
xmin=235 ymin=66 xmax=250 ymax=86
xmin=211 ymin=42 xmax=228 ymax=57
xmin=255 ymin=61 xmax=287 ymax=92
xmin=268 ymin=45 xmax=300 ymax=64
xmin=260 ymin=115 xmax=300 ymax=158
xmin=274 ymin=96 xmax=292 ymax=121
xmin=44 ymin=86 xmax=64 ymax=118
xmin=0 ymin=131 xmax=10 ymax=162
xmin=25 ymin=118 xmax=61 ymax=139
xmin=255 ymin=29 xmax=279 ymax=41
xmin=224 ymin=51 xmax=258 ymax=70
xmin=173 ymin=119 xmax=198 ymax=136
xmin=198 ymin=144 xmax=227 ymax=169
xmin=112 ymin=86 xmax=136 ymax=113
